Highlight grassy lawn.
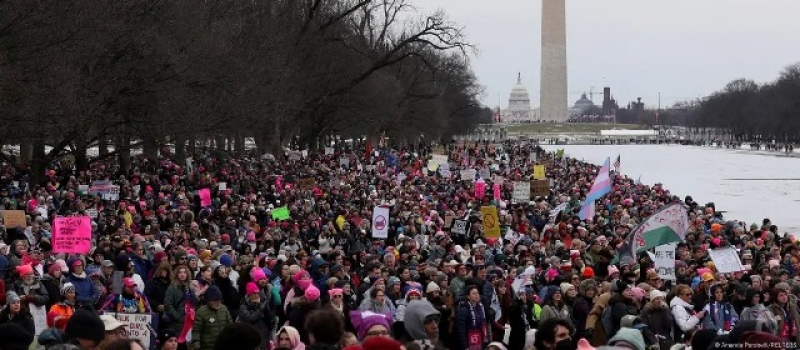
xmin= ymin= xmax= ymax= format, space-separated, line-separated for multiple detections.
xmin=506 ymin=123 xmax=649 ymax=134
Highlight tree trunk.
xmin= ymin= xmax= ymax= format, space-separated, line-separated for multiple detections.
xmin=98 ymin=137 xmax=108 ymax=157
xmin=143 ymin=135 xmax=159 ymax=159
xmin=117 ymin=136 xmax=130 ymax=175
xmin=19 ymin=140 xmax=32 ymax=164
xmin=30 ymin=139 xmax=47 ymax=186
xmin=74 ymin=145 xmax=89 ymax=172
xmin=188 ymin=137 xmax=196 ymax=156
xmin=174 ymin=136 xmax=186 ymax=161
xmin=235 ymin=133 xmax=245 ymax=155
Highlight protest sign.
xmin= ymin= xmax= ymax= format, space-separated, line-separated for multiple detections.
xmin=493 ymin=183 xmax=501 ymax=201
xmin=31 ymin=304 xmax=47 ymax=336
xmin=533 ymin=165 xmax=546 ymax=180
xmin=480 ymin=206 xmax=500 ymax=238
xmin=654 ymin=243 xmax=676 ymax=280
xmin=530 ymin=180 xmax=550 ymax=197
xmin=272 ymin=206 xmax=291 ymax=221
xmin=339 ymin=157 xmax=350 ymax=168
xmin=218 ymin=182 xmax=227 ymax=191
xmin=512 ymin=182 xmax=530 ymax=202
xmin=372 ymin=206 xmax=389 ymax=239
xmin=460 ymin=169 xmax=476 ymax=181
xmin=198 ymin=189 xmax=211 ymax=207
xmin=474 ymin=179 xmax=486 ymax=198
xmin=708 ymin=246 xmax=745 ymax=273
xmin=432 ymin=155 xmax=448 ymax=165
xmin=1 ymin=210 xmax=26 ymax=228
xmin=102 ymin=186 xmax=120 ymax=201
xmin=53 ymin=216 xmax=92 ymax=254
xmin=325 ymin=147 xmax=334 ymax=155
xmin=438 ymin=168 xmax=451 ymax=178
xmin=115 ymin=313 xmax=155 ymax=349
xmin=478 ymin=168 xmax=491 ymax=180
xmin=451 ymin=219 xmax=469 ymax=235
xmin=86 ymin=208 xmax=99 ymax=219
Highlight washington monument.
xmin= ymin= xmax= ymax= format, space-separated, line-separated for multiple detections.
xmin=540 ymin=0 xmax=568 ymax=122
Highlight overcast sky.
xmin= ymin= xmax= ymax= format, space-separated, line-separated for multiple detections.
xmin=411 ymin=0 xmax=800 ymax=109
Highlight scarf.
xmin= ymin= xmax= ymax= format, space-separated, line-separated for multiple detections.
xmin=709 ymin=301 xmax=733 ymax=331
xmin=780 ymin=304 xmax=797 ymax=338
xmin=331 ymin=302 xmax=343 ymax=315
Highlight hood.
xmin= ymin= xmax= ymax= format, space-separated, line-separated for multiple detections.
xmin=404 ymin=299 xmax=440 ymax=340
xmin=38 ymin=328 xmax=64 ymax=346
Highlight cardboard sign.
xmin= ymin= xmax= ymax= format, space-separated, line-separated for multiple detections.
xmin=1 ymin=210 xmax=26 ymax=228
xmin=297 ymin=177 xmax=315 ymax=191
xmin=480 ymin=206 xmax=501 ymax=239
xmin=198 ymin=189 xmax=211 ymax=207
xmin=452 ymin=219 xmax=469 ymax=235
xmin=654 ymin=243 xmax=677 ymax=280
xmin=708 ymin=246 xmax=745 ymax=273
xmin=531 ymin=180 xmax=550 ymax=198
xmin=512 ymin=182 xmax=530 ymax=202
xmin=533 ymin=165 xmax=546 ymax=180
xmin=372 ymin=206 xmax=390 ymax=239
xmin=53 ymin=216 xmax=92 ymax=254
xmin=115 ymin=313 xmax=154 ymax=349
xmin=271 ymin=206 xmax=290 ymax=221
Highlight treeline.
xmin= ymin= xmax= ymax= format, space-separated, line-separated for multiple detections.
xmin=626 ymin=63 xmax=800 ymax=141
xmin=0 ymin=0 xmax=491 ymax=177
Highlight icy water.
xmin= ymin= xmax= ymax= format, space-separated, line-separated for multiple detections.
xmin=542 ymin=144 xmax=800 ymax=234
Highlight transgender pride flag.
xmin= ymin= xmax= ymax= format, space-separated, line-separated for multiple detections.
xmin=579 ymin=157 xmax=612 ymax=220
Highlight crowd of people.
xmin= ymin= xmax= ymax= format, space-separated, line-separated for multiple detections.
xmin=0 ymin=138 xmax=795 ymax=350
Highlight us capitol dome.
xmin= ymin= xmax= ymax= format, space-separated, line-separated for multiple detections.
xmin=497 ymin=73 xmax=538 ymax=123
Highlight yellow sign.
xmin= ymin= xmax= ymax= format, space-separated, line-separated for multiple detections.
xmin=480 ymin=206 xmax=501 ymax=239
xmin=533 ymin=165 xmax=546 ymax=180
xmin=428 ymin=161 xmax=439 ymax=172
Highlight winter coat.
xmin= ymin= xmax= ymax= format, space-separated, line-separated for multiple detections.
xmin=41 ymin=274 xmax=62 ymax=309
xmin=670 ymin=296 xmax=701 ymax=333
xmin=768 ymin=299 xmax=800 ymax=342
xmin=702 ymin=301 xmax=739 ymax=332
xmin=13 ymin=279 xmax=49 ymax=307
xmin=164 ymin=284 xmax=193 ymax=333
xmin=287 ymin=295 xmax=319 ymax=345
xmin=640 ymin=302 xmax=674 ymax=341
xmin=540 ymin=303 xmax=571 ymax=322
xmin=508 ymin=300 xmax=532 ymax=350
xmin=0 ymin=311 xmax=35 ymax=337
xmin=573 ymin=295 xmax=593 ymax=335
xmin=238 ymin=298 xmax=273 ymax=348
xmin=144 ymin=277 xmax=170 ymax=310
xmin=192 ymin=305 xmax=232 ymax=350
xmin=608 ymin=294 xmax=638 ymax=338
xmin=455 ymin=300 xmax=490 ymax=350
xmin=66 ymin=273 xmax=98 ymax=307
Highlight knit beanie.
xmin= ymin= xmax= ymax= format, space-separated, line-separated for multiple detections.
xmin=0 ymin=323 xmax=35 ymax=350
xmin=250 ymin=268 xmax=266 ymax=282
xmin=205 ymin=286 xmax=223 ymax=301
xmin=426 ymin=281 xmax=440 ymax=293
xmin=304 ymin=285 xmax=321 ymax=302
xmin=65 ymin=309 xmax=105 ymax=343
xmin=219 ymin=255 xmax=232 ymax=267
xmin=245 ymin=282 xmax=260 ymax=296
xmin=350 ymin=311 xmax=393 ymax=340
xmin=6 ymin=291 xmax=20 ymax=306
xmin=608 ymin=328 xmax=646 ymax=350
xmin=560 ymin=282 xmax=574 ymax=295
xmin=60 ymin=282 xmax=76 ymax=296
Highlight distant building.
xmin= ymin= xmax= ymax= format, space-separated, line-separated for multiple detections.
xmin=569 ymin=93 xmax=595 ymax=116
xmin=602 ymin=87 xmax=618 ymax=116
xmin=497 ymin=73 xmax=538 ymax=123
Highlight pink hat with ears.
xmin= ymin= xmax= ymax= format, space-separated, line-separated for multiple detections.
xmin=608 ymin=265 xmax=620 ymax=276
xmin=328 ymin=288 xmax=343 ymax=297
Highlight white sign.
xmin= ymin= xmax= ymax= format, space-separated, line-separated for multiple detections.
xmin=451 ymin=219 xmax=469 ymax=235
xmin=102 ymin=185 xmax=120 ymax=201
xmin=78 ymin=185 xmax=89 ymax=193
xmin=478 ymin=168 xmax=491 ymax=180
xmin=439 ymin=169 xmax=451 ymax=178
xmin=325 ymin=147 xmax=334 ymax=155
xmin=654 ymin=243 xmax=676 ymax=280
xmin=432 ymin=155 xmax=449 ymax=165
xmin=339 ymin=157 xmax=350 ymax=168
xmin=115 ymin=313 xmax=154 ymax=349
xmin=708 ymin=246 xmax=746 ymax=273
xmin=371 ymin=206 xmax=390 ymax=239
xmin=31 ymin=304 xmax=47 ymax=336
xmin=513 ymin=182 xmax=530 ymax=202
xmin=37 ymin=206 xmax=48 ymax=219
xmin=460 ymin=169 xmax=476 ymax=181
xmin=86 ymin=208 xmax=99 ymax=219
xmin=218 ymin=182 xmax=227 ymax=191
xmin=288 ymin=151 xmax=302 ymax=161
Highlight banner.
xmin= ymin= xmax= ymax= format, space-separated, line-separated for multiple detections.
xmin=53 ymin=216 xmax=92 ymax=254
xmin=115 ymin=313 xmax=155 ymax=349
xmin=372 ymin=206 xmax=390 ymax=239
xmin=271 ymin=207 xmax=290 ymax=221
xmin=708 ymin=246 xmax=746 ymax=273
xmin=480 ymin=206 xmax=501 ymax=239
xmin=530 ymin=180 xmax=550 ymax=198
xmin=533 ymin=165 xmax=546 ymax=180
xmin=654 ymin=243 xmax=676 ymax=280
xmin=512 ymin=182 xmax=530 ymax=202
xmin=198 ymin=189 xmax=211 ymax=207
xmin=628 ymin=203 xmax=689 ymax=255
xmin=1 ymin=210 xmax=26 ymax=228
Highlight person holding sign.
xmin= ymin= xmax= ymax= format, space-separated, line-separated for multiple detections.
xmin=100 ymin=277 xmax=152 ymax=314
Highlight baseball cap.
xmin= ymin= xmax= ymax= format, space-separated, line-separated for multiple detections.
xmin=123 ymin=277 xmax=137 ymax=288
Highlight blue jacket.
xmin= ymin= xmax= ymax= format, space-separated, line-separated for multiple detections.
xmin=67 ymin=273 xmax=99 ymax=306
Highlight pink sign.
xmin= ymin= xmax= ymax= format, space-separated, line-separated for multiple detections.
xmin=199 ymin=189 xmax=211 ymax=207
xmin=474 ymin=181 xmax=486 ymax=199
xmin=493 ymin=184 xmax=501 ymax=200
xmin=53 ymin=216 xmax=92 ymax=254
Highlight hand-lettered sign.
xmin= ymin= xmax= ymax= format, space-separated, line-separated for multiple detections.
xmin=53 ymin=216 xmax=92 ymax=254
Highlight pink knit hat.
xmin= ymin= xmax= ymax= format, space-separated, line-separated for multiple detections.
xmin=304 ymin=285 xmax=320 ymax=302
xmin=16 ymin=264 xmax=33 ymax=277
xmin=608 ymin=265 xmax=620 ymax=276
xmin=251 ymin=268 xmax=266 ymax=282
xmin=246 ymin=282 xmax=260 ymax=296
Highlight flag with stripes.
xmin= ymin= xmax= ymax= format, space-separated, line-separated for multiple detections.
xmin=613 ymin=154 xmax=621 ymax=172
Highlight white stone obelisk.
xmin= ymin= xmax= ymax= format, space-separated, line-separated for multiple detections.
xmin=540 ymin=0 xmax=568 ymax=122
